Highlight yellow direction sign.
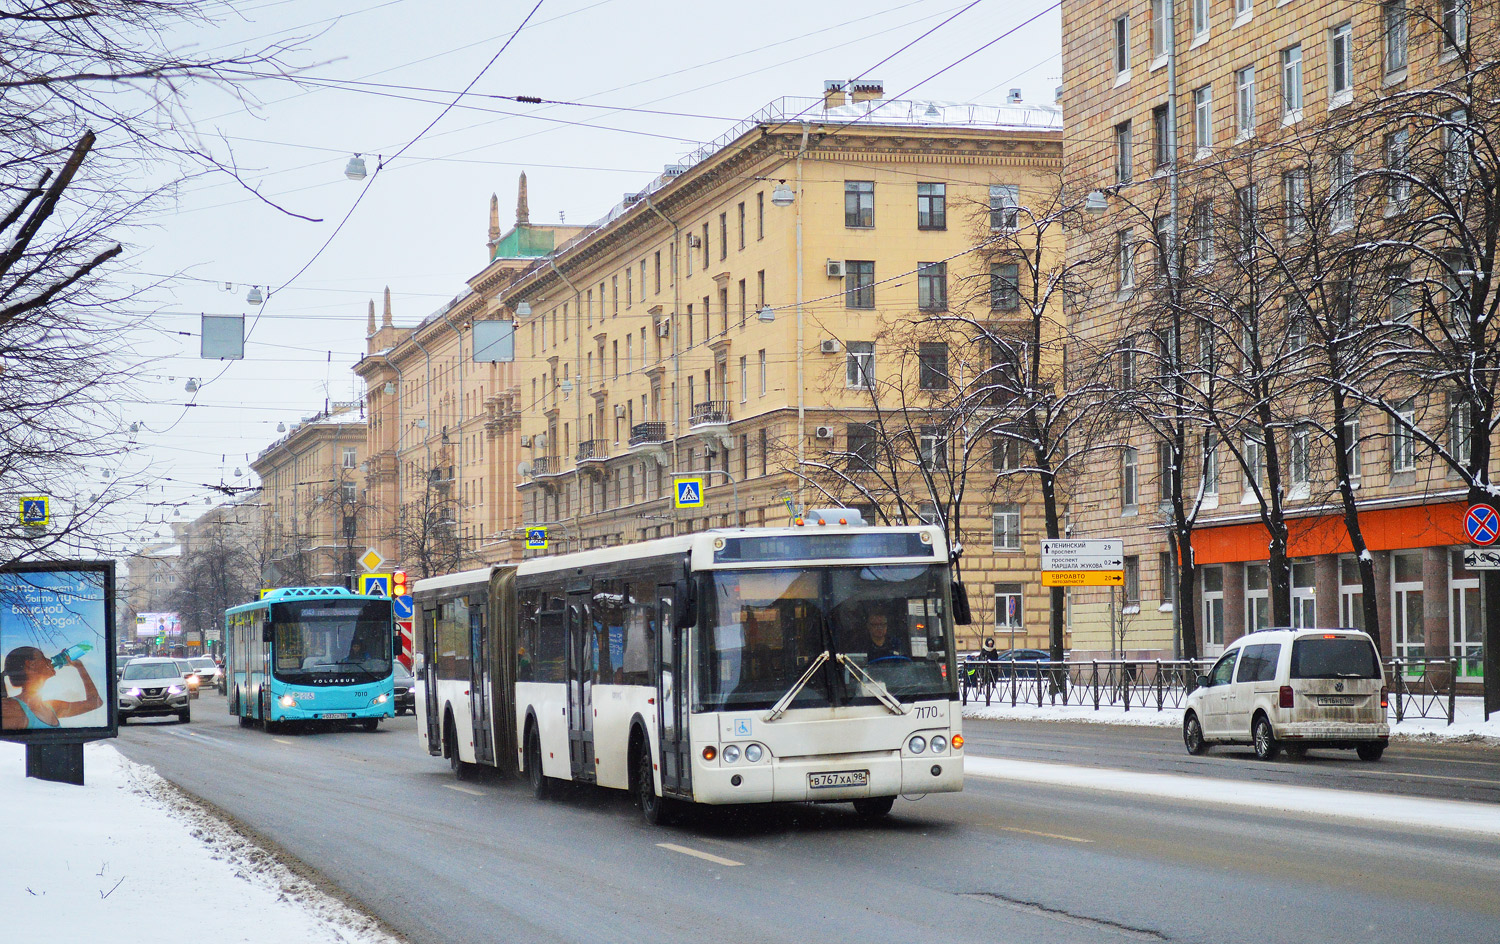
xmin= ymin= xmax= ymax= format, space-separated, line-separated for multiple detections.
xmin=1042 ymin=570 xmax=1124 ymax=587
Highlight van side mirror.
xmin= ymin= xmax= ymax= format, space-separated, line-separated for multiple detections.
xmin=951 ymin=580 xmax=973 ymax=625
xmin=672 ymin=578 xmax=696 ymax=631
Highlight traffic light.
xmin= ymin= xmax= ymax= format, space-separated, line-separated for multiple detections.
xmin=392 ymin=570 xmax=408 ymax=598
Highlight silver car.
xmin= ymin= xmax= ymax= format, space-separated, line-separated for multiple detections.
xmin=119 ymin=658 xmax=191 ymax=724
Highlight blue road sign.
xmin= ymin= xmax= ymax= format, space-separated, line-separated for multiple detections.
xmin=526 ymin=527 xmax=548 ymax=550
xmin=1466 ymin=504 xmax=1500 ymax=546
xmin=20 ymin=497 xmax=48 ymax=526
xmin=358 ymin=574 xmax=391 ymax=597
xmin=675 ymin=477 xmax=704 ymax=508
xmin=393 ymin=594 xmax=414 ymax=619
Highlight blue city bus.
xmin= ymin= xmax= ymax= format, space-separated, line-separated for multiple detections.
xmin=224 ymin=586 xmax=396 ymax=731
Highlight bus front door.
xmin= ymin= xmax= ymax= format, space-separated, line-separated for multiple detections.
xmin=470 ymin=602 xmax=495 ymax=766
xmin=421 ymin=607 xmax=442 ymax=756
xmin=566 ymin=592 xmax=596 ymax=782
xmin=656 ymin=589 xmax=691 ymax=797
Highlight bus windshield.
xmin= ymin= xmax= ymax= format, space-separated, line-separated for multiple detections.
xmin=270 ymin=599 xmax=392 ymax=684
xmin=696 ymin=564 xmax=955 ymax=712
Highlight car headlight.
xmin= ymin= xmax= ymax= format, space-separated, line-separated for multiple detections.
xmin=744 ymin=743 xmax=763 ymax=763
xmin=279 ymin=694 xmax=297 ymax=708
xmin=168 ymin=685 xmax=184 ymax=694
xmin=126 ymin=687 xmax=142 ymax=698
xmin=908 ymin=735 xmax=927 ymax=754
xmin=722 ymin=744 xmax=741 ymax=763
xmin=930 ymin=735 xmax=947 ymax=754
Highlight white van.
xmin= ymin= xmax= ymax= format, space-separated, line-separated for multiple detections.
xmin=1183 ymin=628 xmax=1389 ymax=761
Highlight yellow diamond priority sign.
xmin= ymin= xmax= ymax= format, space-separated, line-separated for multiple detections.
xmin=359 ymin=547 xmax=386 ymax=573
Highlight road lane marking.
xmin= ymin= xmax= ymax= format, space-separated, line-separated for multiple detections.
xmin=273 ymin=738 xmax=292 ymax=745
xmin=655 ymin=842 xmax=742 ymax=867
xmin=443 ymin=784 xmax=485 ymax=796
xmin=993 ymin=826 xmax=1092 ymax=843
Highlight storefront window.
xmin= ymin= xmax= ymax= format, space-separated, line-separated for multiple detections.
xmin=1201 ymin=565 xmax=1224 ymax=651
xmin=1391 ymin=551 xmax=1425 ymax=665
xmin=1450 ymin=549 xmax=1483 ymax=678
xmin=1246 ymin=564 xmax=1270 ymax=631
xmin=1339 ymin=556 xmax=1365 ymax=631
xmin=1291 ymin=560 xmax=1316 ymax=628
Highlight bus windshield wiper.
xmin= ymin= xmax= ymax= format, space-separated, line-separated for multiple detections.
xmin=765 ymin=651 xmax=829 ymax=721
xmin=836 ymin=654 xmax=908 ymax=716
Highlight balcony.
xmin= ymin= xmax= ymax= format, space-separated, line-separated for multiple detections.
xmin=530 ymin=455 xmax=560 ymax=478
xmin=577 ymin=439 xmax=608 ymax=467
xmin=689 ymin=400 xmax=732 ymax=430
xmin=628 ymin=421 xmax=667 ymax=449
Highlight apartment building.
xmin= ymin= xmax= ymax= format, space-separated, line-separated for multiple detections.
xmin=500 ymin=81 xmax=1066 ymax=650
xmin=250 ymin=404 xmax=369 ymax=587
xmin=1062 ymin=0 xmax=1491 ymax=674
xmin=354 ymin=181 xmax=588 ymax=576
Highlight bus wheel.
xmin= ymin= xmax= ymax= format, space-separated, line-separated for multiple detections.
xmin=634 ymin=743 xmax=674 ymax=826
xmin=526 ymin=726 xmax=553 ymax=800
xmin=852 ymin=796 xmax=895 ymax=818
xmin=362 ymin=718 xmax=379 ymax=732
xmin=446 ymin=716 xmax=476 ymax=781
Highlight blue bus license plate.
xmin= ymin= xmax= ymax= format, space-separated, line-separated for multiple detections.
xmin=322 ymin=713 xmax=350 ymax=719
xmin=809 ymin=770 xmax=868 ymax=789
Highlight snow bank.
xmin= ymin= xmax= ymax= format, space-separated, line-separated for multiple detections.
xmin=0 ymin=741 xmax=402 ymax=944
xmin=963 ymin=695 xmax=1500 ymax=742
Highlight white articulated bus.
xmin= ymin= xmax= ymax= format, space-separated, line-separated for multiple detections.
xmin=412 ymin=521 xmax=966 ymax=822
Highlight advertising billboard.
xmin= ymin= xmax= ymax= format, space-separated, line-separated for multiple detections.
xmin=0 ymin=560 xmax=116 ymax=741
xmin=135 ymin=611 xmax=180 ymax=640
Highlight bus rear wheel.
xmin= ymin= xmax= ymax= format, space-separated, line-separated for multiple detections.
xmin=362 ymin=718 xmax=379 ymax=732
xmin=852 ymin=796 xmax=895 ymax=818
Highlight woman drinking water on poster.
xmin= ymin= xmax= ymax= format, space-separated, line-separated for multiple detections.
xmin=1 ymin=645 xmax=103 ymax=729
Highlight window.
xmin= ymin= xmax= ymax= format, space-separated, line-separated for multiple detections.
xmin=1114 ymin=15 xmax=1131 ymax=75
xmin=701 ymin=222 xmax=710 ymax=268
xmin=845 ymin=260 xmax=875 ymax=308
xmin=1193 ymin=85 xmax=1213 ymax=152
xmin=758 ymin=349 xmax=767 ymax=396
xmin=719 ymin=213 xmax=727 ymax=260
xmin=1286 ymin=294 xmax=1308 ymax=352
xmin=1291 ymin=425 xmax=1312 ymax=489
xmin=1152 ymin=105 xmax=1172 ymax=169
xmin=1444 ymin=108 xmax=1471 ymax=190
xmin=1117 ymin=228 xmax=1136 ymax=290
xmin=1385 ymin=129 xmax=1410 ymax=209
xmin=845 ymin=180 xmax=874 ymax=228
xmin=846 ymin=341 xmax=875 ymax=389
xmin=1283 ymin=168 xmax=1308 ymax=234
xmin=1122 ymin=446 xmax=1139 ymax=507
xmin=846 ymin=423 xmax=877 ymax=470
xmin=1193 ymin=200 xmax=1215 ymax=265
xmin=1120 ymin=342 xmax=1136 ymax=390
xmin=1124 ymin=556 xmax=1141 ymax=604
xmin=1387 ymin=264 xmax=1413 ymax=323
xmin=342 ymin=447 xmax=357 ymax=469
xmin=737 ymin=202 xmax=745 ymax=249
xmin=917 ymin=182 xmax=946 ymax=229
xmin=992 ymin=504 xmax=1022 ymax=551
xmin=1115 ymin=120 xmax=1134 ymax=183
xmin=1235 ymin=0 xmax=1251 ymax=16
xmin=1234 ymin=66 xmax=1255 ymax=136
xmin=1192 ymin=0 xmax=1209 ymax=37
xmin=919 ymin=342 xmax=949 ymax=389
xmin=917 ymin=502 xmax=942 ymax=526
xmin=759 ymin=427 xmax=768 ymax=475
xmin=757 ymin=191 xmax=765 ymax=240
xmin=738 ymin=356 xmax=747 ymax=403
xmin=1155 ymin=213 xmax=1176 ymax=273
xmin=993 ymin=433 xmax=1021 ymax=471
xmin=990 ymin=263 xmax=1021 ymax=311
xmin=1329 ymin=23 xmax=1353 ymax=103
xmin=1159 ymin=552 xmax=1176 ymax=603
xmin=341 ymin=481 xmax=356 ymax=504
xmin=1235 ymin=185 xmax=1257 ymax=252
xmin=653 ymin=251 xmax=661 ymax=293
xmin=1244 ymin=435 xmax=1265 ymax=493
xmin=1281 ymin=45 xmax=1303 ymax=116
xmin=1391 ymin=398 xmax=1416 ymax=471
xmin=1450 ymin=394 xmax=1472 ymax=461
xmin=1441 ymin=0 xmax=1468 ymax=52
xmin=1383 ymin=0 xmax=1408 ymax=73
xmin=917 ymin=262 xmax=947 ymax=311
xmin=1330 ymin=149 xmax=1354 ymax=231
xmin=1157 ymin=442 xmax=1175 ymax=501
xmin=1203 ymin=433 xmax=1220 ymax=495
xmin=919 ymin=426 xmax=948 ymax=470
xmin=1344 ymin=415 xmax=1362 ymax=481
xmin=995 ymin=585 xmax=1024 ymax=632
xmin=989 ymin=184 xmax=1020 ymax=230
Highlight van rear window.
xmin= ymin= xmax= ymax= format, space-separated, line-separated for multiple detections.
xmin=1290 ymin=637 xmax=1380 ymax=679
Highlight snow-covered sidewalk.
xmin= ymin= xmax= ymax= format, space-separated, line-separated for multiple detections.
xmin=0 ymin=740 xmax=401 ymax=944
xmin=963 ymin=694 xmax=1500 ymax=742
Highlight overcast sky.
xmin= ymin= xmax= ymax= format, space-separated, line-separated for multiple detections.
xmin=107 ymin=0 xmax=1061 ymax=547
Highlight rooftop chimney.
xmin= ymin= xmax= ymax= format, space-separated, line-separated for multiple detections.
xmin=850 ymin=79 xmax=884 ymax=104
xmin=822 ymin=80 xmax=846 ymax=110
xmin=1007 ymin=88 xmax=1023 ymax=104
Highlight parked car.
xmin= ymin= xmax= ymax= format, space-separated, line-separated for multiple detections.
xmin=119 ymin=658 xmax=192 ymax=724
xmin=393 ymin=662 xmax=415 ymax=715
xmin=1183 ymin=627 xmax=1388 ymax=761
xmin=186 ymin=656 xmax=222 ymax=694
xmin=993 ymin=648 xmax=1052 ymax=678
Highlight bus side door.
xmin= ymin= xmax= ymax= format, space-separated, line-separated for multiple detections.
xmin=470 ymin=601 xmax=495 ymax=766
xmin=656 ymin=587 xmax=691 ymax=797
xmin=421 ymin=606 xmax=442 ymax=756
xmin=566 ymin=591 xmax=596 ymax=782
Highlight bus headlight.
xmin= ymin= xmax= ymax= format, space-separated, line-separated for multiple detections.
xmin=930 ymin=735 xmax=947 ymax=754
xmin=723 ymin=744 xmax=741 ymax=763
xmin=744 ymin=743 xmax=763 ymax=763
xmin=908 ymin=735 xmax=927 ymax=754
xmin=371 ymin=693 xmax=389 ymax=706
xmin=279 ymin=694 xmax=297 ymax=708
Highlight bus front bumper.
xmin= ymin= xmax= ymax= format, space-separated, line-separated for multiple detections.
xmin=691 ymin=750 xmax=963 ymax=804
xmin=270 ymin=698 xmax=395 ymax=722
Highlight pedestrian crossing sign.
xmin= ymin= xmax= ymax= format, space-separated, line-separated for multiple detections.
xmin=20 ymin=496 xmax=48 ymax=526
xmin=358 ymin=573 xmax=391 ymax=597
xmin=526 ymin=527 xmax=548 ymax=550
xmin=674 ymin=477 xmax=705 ymax=508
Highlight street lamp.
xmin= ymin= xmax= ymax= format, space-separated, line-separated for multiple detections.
xmin=345 ymin=154 xmax=367 ymax=180
xmin=770 ymin=181 xmax=795 ymax=207
xmin=184 ymin=378 xmax=201 ymax=393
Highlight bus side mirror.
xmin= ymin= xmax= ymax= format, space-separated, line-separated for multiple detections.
xmin=262 ymin=624 xmax=273 ymax=643
xmin=951 ymin=581 xmax=973 ymax=625
xmin=672 ymin=578 xmax=695 ymax=631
